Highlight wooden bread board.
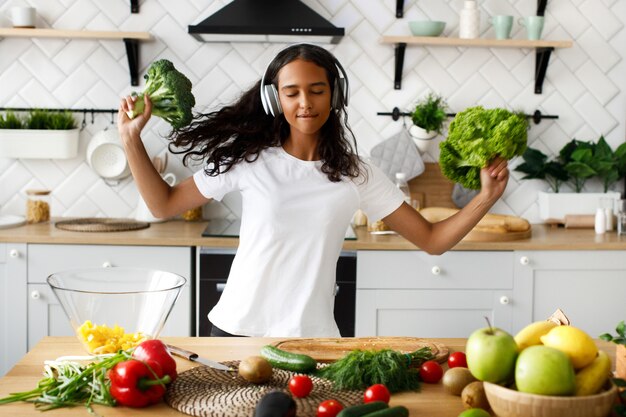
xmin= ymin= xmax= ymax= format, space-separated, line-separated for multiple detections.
xmin=273 ymin=337 xmax=449 ymax=364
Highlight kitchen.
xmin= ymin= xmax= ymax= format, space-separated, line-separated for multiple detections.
xmin=1 ymin=0 xmax=626 ymax=416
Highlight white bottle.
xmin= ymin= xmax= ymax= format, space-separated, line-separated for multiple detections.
xmin=459 ymin=0 xmax=480 ymax=39
xmin=595 ymin=208 xmax=606 ymax=234
xmin=395 ymin=172 xmax=412 ymax=205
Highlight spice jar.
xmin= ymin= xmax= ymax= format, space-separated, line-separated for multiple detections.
xmin=26 ymin=189 xmax=51 ymax=224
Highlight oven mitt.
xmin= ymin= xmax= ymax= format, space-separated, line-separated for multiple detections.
xmin=369 ymin=129 xmax=425 ymax=181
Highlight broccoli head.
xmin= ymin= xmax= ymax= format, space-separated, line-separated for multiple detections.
xmin=127 ymin=59 xmax=195 ymax=130
xmin=439 ymin=106 xmax=528 ymax=190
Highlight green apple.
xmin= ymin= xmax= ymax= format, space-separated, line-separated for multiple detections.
xmin=458 ymin=409 xmax=490 ymax=417
xmin=466 ymin=326 xmax=518 ymax=383
xmin=515 ymin=345 xmax=575 ymax=396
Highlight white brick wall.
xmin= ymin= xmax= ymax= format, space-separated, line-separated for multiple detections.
xmin=0 ymin=0 xmax=624 ymax=223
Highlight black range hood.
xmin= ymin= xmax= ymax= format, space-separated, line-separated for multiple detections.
xmin=188 ymin=0 xmax=344 ymax=44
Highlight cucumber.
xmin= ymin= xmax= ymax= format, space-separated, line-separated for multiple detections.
xmin=259 ymin=345 xmax=317 ymax=373
xmin=362 ymin=405 xmax=409 ymax=417
xmin=337 ymin=401 xmax=388 ymax=417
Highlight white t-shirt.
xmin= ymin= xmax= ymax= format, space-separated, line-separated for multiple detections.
xmin=194 ymin=146 xmax=404 ymax=337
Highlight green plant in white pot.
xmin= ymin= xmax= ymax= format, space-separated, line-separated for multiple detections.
xmin=515 ymin=137 xmax=626 ymax=222
xmin=0 ymin=109 xmax=79 ymax=159
xmin=409 ymin=93 xmax=447 ymax=148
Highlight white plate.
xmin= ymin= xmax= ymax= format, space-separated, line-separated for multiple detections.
xmin=0 ymin=215 xmax=26 ymax=229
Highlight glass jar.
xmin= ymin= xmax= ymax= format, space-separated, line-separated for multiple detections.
xmin=617 ymin=200 xmax=626 ymax=236
xmin=26 ymin=189 xmax=51 ymax=224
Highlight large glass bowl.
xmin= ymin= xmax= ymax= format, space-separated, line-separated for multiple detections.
xmin=47 ymin=267 xmax=186 ymax=354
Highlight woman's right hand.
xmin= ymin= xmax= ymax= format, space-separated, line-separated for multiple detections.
xmin=118 ymin=94 xmax=152 ymax=143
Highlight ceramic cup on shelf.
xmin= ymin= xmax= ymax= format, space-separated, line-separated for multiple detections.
xmin=519 ymin=15 xmax=544 ymax=40
xmin=10 ymin=6 xmax=36 ymax=28
xmin=492 ymin=15 xmax=513 ymax=39
xmin=135 ymin=173 xmax=177 ymax=223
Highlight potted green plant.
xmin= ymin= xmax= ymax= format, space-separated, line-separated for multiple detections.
xmin=0 ymin=109 xmax=79 ymax=159
xmin=515 ymin=137 xmax=625 ymax=222
xmin=409 ymin=93 xmax=447 ymax=146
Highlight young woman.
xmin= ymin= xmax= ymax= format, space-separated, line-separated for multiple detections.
xmin=118 ymin=44 xmax=509 ymax=338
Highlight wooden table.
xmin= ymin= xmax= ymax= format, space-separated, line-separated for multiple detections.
xmin=0 ymin=337 xmax=618 ymax=416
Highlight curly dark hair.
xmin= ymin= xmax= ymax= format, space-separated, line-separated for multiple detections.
xmin=168 ymin=44 xmax=363 ymax=182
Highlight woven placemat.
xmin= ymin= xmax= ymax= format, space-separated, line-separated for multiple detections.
xmin=55 ymin=218 xmax=150 ymax=232
xmin=165 ymin=360 xmax=363 ymax=417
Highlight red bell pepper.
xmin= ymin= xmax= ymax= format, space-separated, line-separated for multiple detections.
xmin=109 ymin=359 xmax=171 ymax=407
xmin=133 ymin=339 xmax=177 ymax=381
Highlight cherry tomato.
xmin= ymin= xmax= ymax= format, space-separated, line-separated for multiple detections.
xmin=289 ymin=375 xmax=313 ymax=398
xmin=363 ymin=384 xmax=390 ymax=404
xmin=419 ymin=360 xmax=444 ymax=383
xmin=447 ymin=351 xmax=468 ymax=369
xmin=317 ymin=399 xmax=343 ymax=417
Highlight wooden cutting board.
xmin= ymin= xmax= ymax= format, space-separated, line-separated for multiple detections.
xmin=165 ymin=360 xmax=363 ymax=417
xmin=273 ymin=337 xmax=449 ymax=364
xmin=462 ymin=228 xmax=532 ymax=242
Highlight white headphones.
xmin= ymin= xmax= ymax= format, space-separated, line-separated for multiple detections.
xmin=260 ymin=43 xmax=349 ymax=117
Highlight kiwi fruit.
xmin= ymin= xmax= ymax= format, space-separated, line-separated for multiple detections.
xmin=239 ymin=356 xmax=273 ymax=384
xmin=461 ymin=381 xmax=490 ymax=410
xmin=442 ymin=367 xmax=477 ymax=396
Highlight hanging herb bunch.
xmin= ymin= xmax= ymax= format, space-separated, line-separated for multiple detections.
xmin=315 ymin=347 xmax=434 ymax=393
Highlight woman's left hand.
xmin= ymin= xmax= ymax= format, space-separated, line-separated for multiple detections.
xmin=479 ymin=156 xmax=509 ymax=202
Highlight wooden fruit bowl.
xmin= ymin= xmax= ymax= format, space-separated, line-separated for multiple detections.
xmin=483 ymin=381 xmax=617 ymax=417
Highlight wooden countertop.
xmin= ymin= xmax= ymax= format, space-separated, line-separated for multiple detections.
xmin=0 ymin=337 xmax=617 ymax=416
xmin=2 ymin=219 xmax=626 ymax=250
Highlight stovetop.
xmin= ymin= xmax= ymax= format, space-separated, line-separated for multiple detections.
xmin=202 ymin=219 xmax=357 ymax=240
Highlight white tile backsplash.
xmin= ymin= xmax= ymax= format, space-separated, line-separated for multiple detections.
xmin=0 ymin=0 xmax=624 ymax=224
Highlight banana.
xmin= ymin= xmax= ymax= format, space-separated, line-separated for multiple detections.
xmin=575 ymin=350 xmax=612 ymax=396
xmin=514 ymin=320 xmax=558 ymax=350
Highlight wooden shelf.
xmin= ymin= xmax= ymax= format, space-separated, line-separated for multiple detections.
xmin=0 ymin=28 xmax=152 ymax=86
xmin=0 ymin=28 xmax=151 ymax=40
xmin=381 ymin=36 xmax=572 ymax=49
xmin=381 ymin=36 xmax=573 ymax=93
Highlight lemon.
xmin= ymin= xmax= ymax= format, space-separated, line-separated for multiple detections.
xmin=539 ymin=325 xmax=598 ymax=369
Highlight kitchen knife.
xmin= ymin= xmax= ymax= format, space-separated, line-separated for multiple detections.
xmin=166 ymin=344 xmax=233 ymax=371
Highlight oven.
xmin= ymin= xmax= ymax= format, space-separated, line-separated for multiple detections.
xmin=196 ymin=248 xmax=357 ymax=336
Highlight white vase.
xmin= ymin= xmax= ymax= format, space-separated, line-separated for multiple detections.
xmin=459 ymin=0 xmax=480 ymax=39
xmin=409 ymin=125 xmax=438 ymax=153
xmin=537 ymin=190 xmax=621 ymax=222
xmin=0 ymin=128 xmax=79 ymax=159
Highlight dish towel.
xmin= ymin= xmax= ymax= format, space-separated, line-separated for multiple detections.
xmin=369 ymin=129 xmax=425 ymax=181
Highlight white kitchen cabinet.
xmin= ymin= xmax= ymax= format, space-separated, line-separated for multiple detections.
xmin=0 ymin=244 xmax=27 ymax=376
xmin=356 ymin=251 xmax=514 ymax=337
xmin=27 ymin=244 xmax=193 ymax=351
xmin=513 ymin=250 xmax=626 ymax=338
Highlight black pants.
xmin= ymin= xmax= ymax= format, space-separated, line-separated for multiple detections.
xmin=209 ymin=323 xmax=248 ymax=337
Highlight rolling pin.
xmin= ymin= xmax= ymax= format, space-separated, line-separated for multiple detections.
xmin=564 ymin=214 xmax=595 ymax=229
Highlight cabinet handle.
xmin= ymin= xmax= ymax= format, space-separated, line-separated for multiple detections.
xmin=500 ymin=296 xmax=510 ymax=305
xmin=102 ymin=261 xmax=113 ymax=268
xmin=9 ymin=249 xmax=19 ymax=258
xmin=31 ymin=290 xmax=41 ymax=300
xmin=334 ymin=284 xmax=340 ymax=296
xmin=431 ymin=266 xmax=441 ymax=275
xmin=519 ymin=256 xmax=530 ymax=266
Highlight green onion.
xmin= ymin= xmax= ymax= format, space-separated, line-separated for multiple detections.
xmin=0 ymin=350 xmax=132 ymax=414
